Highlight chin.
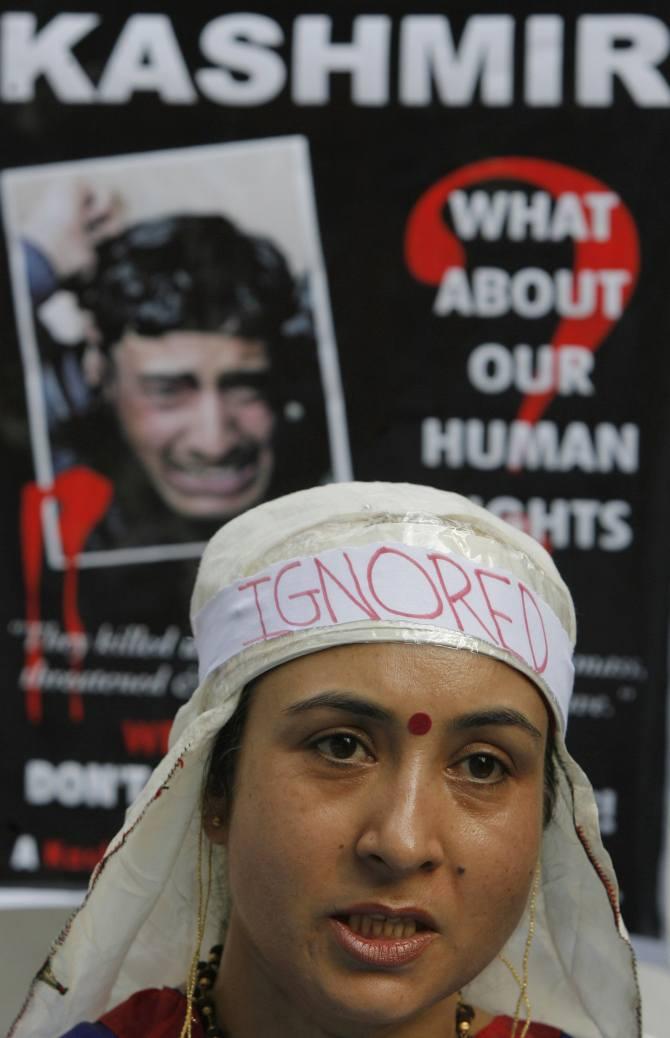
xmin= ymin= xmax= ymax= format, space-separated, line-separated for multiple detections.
xmin=155 ymin=481 xmax=266 ymax=521
xmin=304 ymin=968 xmax=442 ymax=1032
xmin=174 ymin=497 xmax=258 ymax=521
xmin=154 ymin=466 xmax=273 ymax=521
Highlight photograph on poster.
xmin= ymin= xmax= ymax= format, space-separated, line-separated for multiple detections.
xmin=2 ymin=136 xmax=350 ymax=569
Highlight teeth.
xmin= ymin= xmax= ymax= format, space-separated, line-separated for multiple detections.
xmin=346 ymin=913 xmax=418 ymax=938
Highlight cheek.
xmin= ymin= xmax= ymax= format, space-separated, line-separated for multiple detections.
xmin=226 ymin=773 xmax=347 ymax=918
xmin=237 ymin=401 xmax=275 ymax=442
xmin=458 ymin=800 xmax=542 ymax=938
xmin=117 ymin=395 xmax=183 ymax=448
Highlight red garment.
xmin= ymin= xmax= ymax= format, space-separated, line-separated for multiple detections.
xmin=478 ymin=1016 xmax=568 ymax=1037
xmin=95 ymin=989 xmax=569 ymax=1037
xmin=99 ymin=989 xmax=203 ymax=1038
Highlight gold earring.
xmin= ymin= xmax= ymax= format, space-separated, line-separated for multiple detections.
xmin=211 ymin=816 xmax=223 ymax=829
xmin=498 ymin=860 xmax=540 ymax=1038
xmin=179 ymin=823 xmax=213 ymax=1038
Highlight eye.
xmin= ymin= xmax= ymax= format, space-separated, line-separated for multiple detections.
xmin=141 ymin=378 xmax=191 ymax=404
xmin=312 ymin=732 xmax=372 ymax=763
xmin=224 ymin=387 xmax=265 ymax=405
xmin=460 ymin=753 xmax=507 ymax=784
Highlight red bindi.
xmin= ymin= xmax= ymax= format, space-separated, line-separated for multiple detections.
xmin=407 ymin=712 xmax=432 ymax=735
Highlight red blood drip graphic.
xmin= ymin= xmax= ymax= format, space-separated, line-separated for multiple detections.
xmin=20 ymin=483 xmax=47 ymax=725
xmin=407 ymin=712 xmax=432 ymax=735
xmin=404 ymin=156 xmax=640 ymax=424
xmin=20 ymin=467 xmax=113 ymax=723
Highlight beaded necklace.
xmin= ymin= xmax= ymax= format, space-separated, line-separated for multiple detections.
xmin=191 ymin=945 xmax=476 ymax=1037
xmin=192 ymin=944 xmax=225 ymax=1037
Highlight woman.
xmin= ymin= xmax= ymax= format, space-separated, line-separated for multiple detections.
xmin=10 ymin=482 xmax=640 ymax=1038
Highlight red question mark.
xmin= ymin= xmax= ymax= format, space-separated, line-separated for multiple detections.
xmin=405 ymin=156 xmax=640 ymax=423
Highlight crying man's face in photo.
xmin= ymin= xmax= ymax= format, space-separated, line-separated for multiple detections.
xmin=104 ymin=329 xmax=276 ymax=520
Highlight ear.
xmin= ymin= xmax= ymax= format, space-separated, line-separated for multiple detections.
xmin=202 ymin=796 xmax=229 ymax=846
xmin=82 ymin=342 xmax=109 ymax=391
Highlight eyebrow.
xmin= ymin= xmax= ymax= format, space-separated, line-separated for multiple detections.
xmin=138 ymin=371 xmax=270 ymax=390
xmin=284 ymin=695 xmax=542 ymax=741
xmin=284 ymin=692 xmax=392 ymax=723
xmin=449 ymin=708 xmax=543 ymax=741
xmin=140 ymin=373 xmax=197 ymax=388
xmin=219 ymin=371 xmax=271 ymax=390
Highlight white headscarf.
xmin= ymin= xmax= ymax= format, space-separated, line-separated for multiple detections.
xmin=11 ymin=482 xmax=641 ymax=1038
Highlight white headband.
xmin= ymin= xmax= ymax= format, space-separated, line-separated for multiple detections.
xmin=194 ymin=540 xmax=574 ymax=728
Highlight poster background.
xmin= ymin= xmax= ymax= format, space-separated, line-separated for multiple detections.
xmin=0 ymin=1 xmax=668 ymax=955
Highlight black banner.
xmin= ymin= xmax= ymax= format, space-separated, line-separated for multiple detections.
xmin=1 ymin=3 xmax=668 ymax=943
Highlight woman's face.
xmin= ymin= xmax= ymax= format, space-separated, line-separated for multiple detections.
xmin=208 ymin=643 xmax=549 ymax=1034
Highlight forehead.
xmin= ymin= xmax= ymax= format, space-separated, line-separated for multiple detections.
xmin=251 ymin=642 xmax=548 ymax=727
xmin=111 ymin=330 xmax=270 ymax=377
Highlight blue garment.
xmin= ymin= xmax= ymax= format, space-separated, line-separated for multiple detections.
xmin=58 ymin=1027 xmax=113 ymax=1037
xmin=23 ymin=239 xmax=59 ymax=304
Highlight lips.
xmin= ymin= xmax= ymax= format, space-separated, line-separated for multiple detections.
xmin=163 ymin=460 xmax=259 ymax=497
xmin=162 ymin=444 xmax=262 ymax=498
xmin=329 ymin=904 xmax=438 ymax=968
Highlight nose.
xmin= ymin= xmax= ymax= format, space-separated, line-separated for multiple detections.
xmin=183 ymin=390 xmax=239 ymax=460
xmin=355 ymin=763 xmax=446 ymax=877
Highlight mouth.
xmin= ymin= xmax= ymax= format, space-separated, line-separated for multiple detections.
xmin=162 ymin=446 xmax=263 ymax=498
xmin=163 ymin=461 xmax=259 ymax=497
xmin=329 ymin=906 xmax=438 ymax=968
xmin=338 ymin=911 xmax=428 ymax=938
